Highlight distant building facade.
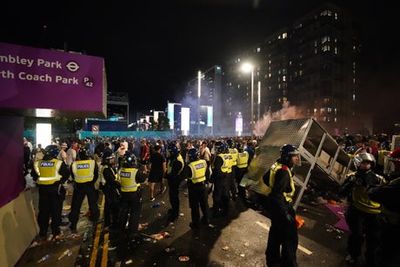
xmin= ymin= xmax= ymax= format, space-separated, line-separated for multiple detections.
xmin=184 ymin=65 xmax=222 ymax=135
xmin=223 ymin=3 xmax=361 ymax=134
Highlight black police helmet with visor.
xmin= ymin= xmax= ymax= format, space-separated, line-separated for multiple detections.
xmin=226 ymin=139 xmax=235 ymax=149
xmin=236 ymin=142 xmax=244 ymax=152
xmin=167 ymin=142 xmax=180 ymax=158
xmin=214 ymin=141 xmax=226 ymax=154
xmin=78 ymin=148 xmax=90 ymax=160
xmin=353 ymin=152 xmax=375 ymax=170
xmin=122 ymin=152 xmax=137 ymax=168
xmin=188 ymin=148 xmax=199 ymax=162
xmin=102 ymin=149 xmax=115 ymax=161
xmin=280 ymin=144 xmax=300 ymax=166
xmin=44 ymin=145 xmax=59 ymax=159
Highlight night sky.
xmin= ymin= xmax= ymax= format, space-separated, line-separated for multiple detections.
xmin=1 ymin=0 xmax=399 ymax=131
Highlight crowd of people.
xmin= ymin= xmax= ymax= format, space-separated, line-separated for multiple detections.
xmin=22 ymin=131 xmax=400 ymax=266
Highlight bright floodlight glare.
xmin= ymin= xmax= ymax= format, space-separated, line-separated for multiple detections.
xmin=36 ymin=123 xmax=52 ymax=147
xmin=241 ymin=62 xmax=254 ymax=73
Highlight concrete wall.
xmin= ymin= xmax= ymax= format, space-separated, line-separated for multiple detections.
xmin=0 ymin=190 xmax=38 ymax=267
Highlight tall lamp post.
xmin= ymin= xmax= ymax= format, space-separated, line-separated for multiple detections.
xmin=241 ymin=62 xmax=254 ymax=133
xmin=197 ymin=70 xmax=201 ymax=136
xmin=258 ymin=81 xmax=261 ymax=120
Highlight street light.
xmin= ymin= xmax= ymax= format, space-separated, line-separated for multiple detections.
xmin=198 ymin=70 xmax=202 ymax=136
xmin=258 ymin=81 xmax=261 ymax=120
xmin=241 ymin=62 xmax=254 ymax=132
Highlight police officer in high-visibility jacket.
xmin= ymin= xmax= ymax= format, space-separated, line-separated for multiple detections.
xmin=101 ymin=150 xmax=120 ymax=230
xmin=31 ymin=145 xmax=70 ymax=241
xmin=227 ymin=139 xmax=239 ymax=200
xmin=211 ymin=141 xmax=232 ymax=217
xmin=68 ymin=148 xmax=99 ymax=232
xmin=368 ymin=177 xmax=400 ymax=267
xmin=262 ymin=144 xmax=300 ymax=267
xmin=183 ymin=148 xmax=210 ymax=229
xmin=166 ymin=142 xmax=184 ymax=222
xmin=236 ymin=143 xmax=249 ymax=200
xmin=340 ymin=152 xmax=385 ymax=266
xmin=117 ymin=152 xmax=147 ymax=240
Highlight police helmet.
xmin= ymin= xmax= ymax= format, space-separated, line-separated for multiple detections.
xmin=102 ymin=150 xmax=115 ymax=161
xmin=214 ymin=141 xmax=226 ymax=154
xmin=168 ymin=142 xmax=180 ymax=157
xmin=280 ymin=144 xmax=300 ymax=163
xmin=188 ymin=148 xmax=199 ymax=162
xmin=123 ymin=152 xmax=137 ymax=168
xmin=226 ymin=139 xmax=235 ymax=149
xmin=353 ymin=152 xmax=376 ymax=169
xmin=236 ymin=142 xmax=244 ymax=152
xmin=78 ymin=148 xmax=90 ymax=160
xmin=44 ymin=145 xmax=60 ymax=159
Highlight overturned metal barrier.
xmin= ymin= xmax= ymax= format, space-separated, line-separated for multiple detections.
xmin=241 ymin=118 xmax=352 ymax=208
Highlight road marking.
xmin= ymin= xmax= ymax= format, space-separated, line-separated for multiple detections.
xmin=256 ymin=221 xmax=313 ymax=255
xmin=101 ymin=232 xmax=109 ymax=267
xmin=90 ymin=223 xmax=102 ymax=267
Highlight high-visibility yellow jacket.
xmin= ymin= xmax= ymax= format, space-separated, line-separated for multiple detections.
xmin=34 ymin=159 xmax=62 ymax=185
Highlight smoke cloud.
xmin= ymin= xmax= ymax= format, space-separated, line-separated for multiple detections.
xmin=253 ymin=101 xmax=305 ymax=136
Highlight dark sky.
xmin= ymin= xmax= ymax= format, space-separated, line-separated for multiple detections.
xmin=1 ymin=0 xmax=399 ymax=129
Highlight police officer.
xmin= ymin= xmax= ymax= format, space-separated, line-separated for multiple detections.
xmin=183 ymin=148 xmax=209 ymax=229
xmin=368 ymin=177 xmax=400 ymax=267
xmin=101 ymin=150 xmax=120 ymax=230
xmin=32 ymin=145 xmax=70 ymax=240
xmin=211 ymin=141 xmax=231 ymax=217
xmin=340 ymin=152 xmax=385 ymax=266
xmin=166 ymin=142 xmax=184 ymax=222
xmin=236 ymin=143 xmax=249 ymax=200
xmin=263 ymin=144 xmax=300 ymax=267
xmin=227 ymin=139 xmax=239 ymax=200
xmin=117 ymin=152 xmax=147 ymax=240
xmin=68 ymin=148 xmax=99 ymax=232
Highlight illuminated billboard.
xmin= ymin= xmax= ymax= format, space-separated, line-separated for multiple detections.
xmin=181 ymin=107 xmax=190 ymax=135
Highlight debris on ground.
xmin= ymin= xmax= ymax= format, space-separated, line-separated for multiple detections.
xmin=150 ymin=231 xmax=170 ymax=240
xmin=58 ymin=249 xmax=72 ymax=260
xmin=37 ymin=254 xmax=50 ymax=263
xmin=178 ymin=256 xmax=190 ymax=262
xmin=222 ymin=246 xmax=229 ymax=251
xmin=295 ymin=215 xmax=305 ymax=229
xmin=139 ymin=223 xmax=149 ymax=231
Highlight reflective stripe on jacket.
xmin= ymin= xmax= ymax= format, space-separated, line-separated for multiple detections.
xmin=119 ymin=167 xmax=139 ymax=192
xmin=228 ymin=148 xmax=238 ymax=166
xmin=188 ymin=159 xmax=207 ymax=184
xmin=34 ymin=159 xmax=62 ymax=185
xmin=217 ymin=154 xmax=232 ymax=174
xmin=72 ymin=160 xmax=95 ymax=183
xmin=237 ymin=151 xmax=249 ymax=169
xmin=352 ymin=186 xmax=381 ymax=214
xmin=167 ymin=154 xmax=184 ymax=175
xmin=265 ymin=162 xmax=295 ymax=203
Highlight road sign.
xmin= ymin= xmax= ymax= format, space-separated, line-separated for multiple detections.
xmin=92 ymin=125 xmax=99 ymax=135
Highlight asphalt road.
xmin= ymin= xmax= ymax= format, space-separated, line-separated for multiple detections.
xmin=17 ymin=180 xmax=350 ymax=267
